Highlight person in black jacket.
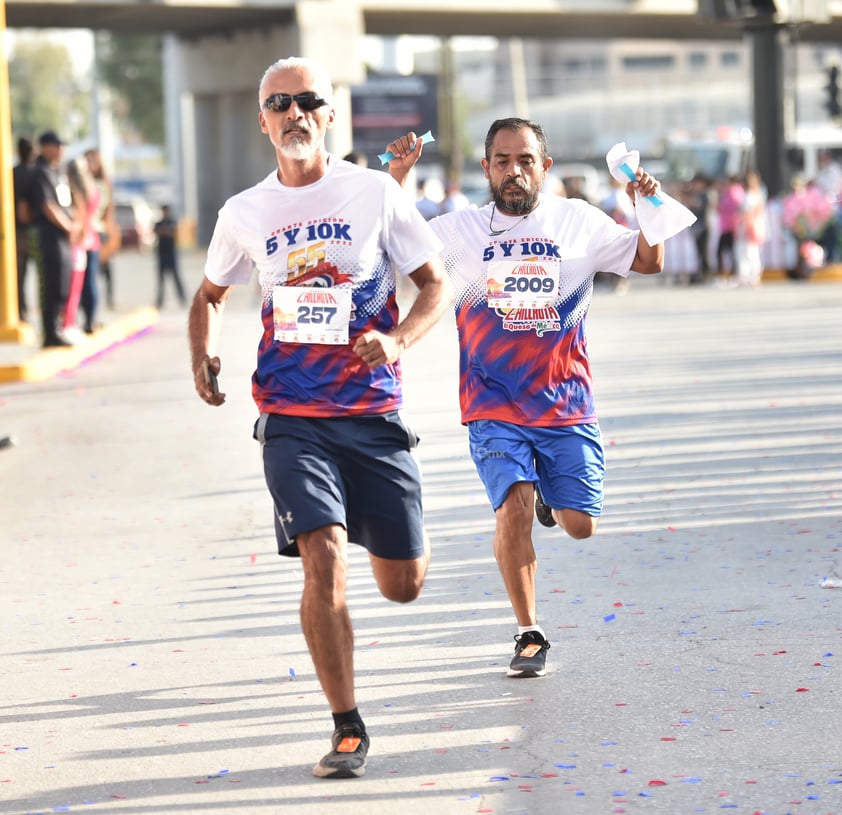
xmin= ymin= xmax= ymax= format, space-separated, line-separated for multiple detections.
xmin=13 ymin=136 xmax=37 ymax=323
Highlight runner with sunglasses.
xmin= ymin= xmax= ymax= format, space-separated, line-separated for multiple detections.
xmin=188 ymin=57 xmax=450 ymax=779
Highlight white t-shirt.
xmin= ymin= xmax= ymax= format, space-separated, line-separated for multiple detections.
xmin=204 ymin=157 xmax=443 ymax=417
xmin=429 ymin=195 xmax=639 ymax=426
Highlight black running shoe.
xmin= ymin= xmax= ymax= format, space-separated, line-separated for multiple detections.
xmin=312 ymin=724 xmax=370 ymax=779
xmin=535 ymin=490 xmax=556 ymax=527
xmin=507 ymin=630 xmax=551 ymax=678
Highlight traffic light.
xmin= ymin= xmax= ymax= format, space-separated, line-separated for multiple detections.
xmin=826 ymin=65 xmax=841 ymax=119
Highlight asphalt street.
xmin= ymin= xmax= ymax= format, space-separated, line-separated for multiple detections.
xmin=1 ymin=250 xmax=841 ymax=815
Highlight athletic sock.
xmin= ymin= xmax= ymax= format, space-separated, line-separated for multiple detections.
xmin=332 ymin=707 xmax=366 ymax=732
xmin=518 ymin=624 xmax=546 ymax=639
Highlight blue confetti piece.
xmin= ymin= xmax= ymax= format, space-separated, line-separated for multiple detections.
xmin=555 ymin=763 xmax=577 ymax=769
xmin=604 ymin=613 xmax=616 ymax=623
xmin=289 ymin=667 xmax=296 ymax=678
xmin=490 ymin=775 xmax=509 ymax=781
xmin=378 ymin=130 xmax=435 ymax=165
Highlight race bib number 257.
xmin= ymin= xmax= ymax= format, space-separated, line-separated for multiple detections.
xmin=272 ymin=286 xmax=352 ymax=345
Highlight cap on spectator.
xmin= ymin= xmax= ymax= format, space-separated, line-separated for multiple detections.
xmin=38 ymin=130 xmax=65 ymax=146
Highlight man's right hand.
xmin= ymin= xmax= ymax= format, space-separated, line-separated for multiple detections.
xmin=385 ymin=131 xmax=424 ymax=187
xmin=193 ymin=355 xmax=226 ymax=406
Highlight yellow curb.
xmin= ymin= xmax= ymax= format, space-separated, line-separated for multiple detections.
xmin=0 ymin=308 xmax=159 ymax=384
xmin=763 ymin=264 xmax=842 ymax=282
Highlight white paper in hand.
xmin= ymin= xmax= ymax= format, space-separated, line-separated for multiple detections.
xmin=606 ymin=142 xmax=697 ymax=245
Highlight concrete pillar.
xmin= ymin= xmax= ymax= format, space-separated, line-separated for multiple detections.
xmin=166 ymin=0 xmax=365 ymax=246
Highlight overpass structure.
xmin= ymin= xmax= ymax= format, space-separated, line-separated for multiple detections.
xmin=2 ymin=0 xmax=842 ymax=343
xmin=6 ymin=0 xmax=842 ymax=41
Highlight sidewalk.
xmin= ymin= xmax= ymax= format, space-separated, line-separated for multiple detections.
xmin=1 ymin=258 xmax=841 ymax=815
xmin=0 ymin=247 xmax=207 ymax=384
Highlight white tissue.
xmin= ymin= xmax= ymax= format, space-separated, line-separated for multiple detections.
xmin=606 ymin=142 xmax=697 ymax=245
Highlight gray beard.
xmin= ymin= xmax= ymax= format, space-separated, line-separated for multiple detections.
xmin=280 ymin=136 xmax=315 ymax=161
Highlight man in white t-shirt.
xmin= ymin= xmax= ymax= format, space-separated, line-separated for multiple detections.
xmin=385 ymin=119 xmax=664 ymax=680
xmin=187 ymin=57 xmax=450 ymax=780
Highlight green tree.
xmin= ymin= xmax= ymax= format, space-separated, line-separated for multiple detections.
xmin=9 ymin=37 xmax=89 ymax=143
xmin=95 ymin=33 xmax=164 ymax=145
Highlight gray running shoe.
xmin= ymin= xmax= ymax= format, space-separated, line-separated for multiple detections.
xmin=312 ymin=724 xmax=370 ymax=779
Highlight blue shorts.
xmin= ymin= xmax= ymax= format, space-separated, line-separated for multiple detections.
xmin=467 ymin=419 xmax=605 ymax=514
xmin=254 ymin=412 xmax=425 ymax=560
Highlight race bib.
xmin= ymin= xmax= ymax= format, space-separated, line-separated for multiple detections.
xmin=486 ymin=259 xmax=560 ymax=309
xmin=273 ymin=286 xmax=352 ymax=345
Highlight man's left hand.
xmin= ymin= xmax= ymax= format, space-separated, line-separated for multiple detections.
xmin=353 ymin=331 xmax=402 ymax=368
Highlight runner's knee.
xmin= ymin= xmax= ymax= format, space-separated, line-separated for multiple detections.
xmin=558 ymin=509 xmax=598 ymax=540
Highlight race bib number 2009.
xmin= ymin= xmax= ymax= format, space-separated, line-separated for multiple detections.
xmin=273 ymin=286 xmax=352 ymax=345
xmin=486 ymin=260 xmax=560 ymax=309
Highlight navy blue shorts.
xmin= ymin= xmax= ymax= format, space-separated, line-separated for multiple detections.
xmin=254 ymin=412 xmax=425 ymax=560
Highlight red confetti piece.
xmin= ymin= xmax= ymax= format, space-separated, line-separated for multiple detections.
xmin=110 ymin=794 xmax=127 ymax=799
xmin=795 ymin=687 xmax=809 ymax=692
xmin=250 ymin=553 xmax=256 ymax=564
xmin=648 ymin=779 xmax=667 ymax=786
xmin=660 ymin=737 xmax=676 ymax=741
